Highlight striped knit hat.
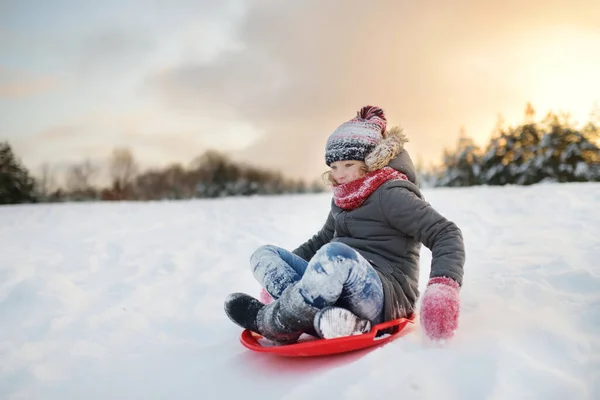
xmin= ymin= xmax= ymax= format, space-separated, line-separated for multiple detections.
xmin=325 ymin=106 xmax=387 ymax=166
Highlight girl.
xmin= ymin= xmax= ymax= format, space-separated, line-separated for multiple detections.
xmin=224 ymin=106 xmax=465 ymax=343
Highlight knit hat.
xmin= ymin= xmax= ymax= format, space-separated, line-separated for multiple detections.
xmin=325 ymin=106 xmax=387 ymax=166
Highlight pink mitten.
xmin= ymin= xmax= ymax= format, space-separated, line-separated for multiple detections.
xmin=420 ymin=277 xmax=460 ymax=340
xmin=259 ymin=287 xmax=274 ymax=304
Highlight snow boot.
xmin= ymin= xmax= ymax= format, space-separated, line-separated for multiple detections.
xmin=314 ymin=306 xmax=372 ymax=339
xmin=255 ymin=284 xmax=319 ymax=344
xmin=224 ymin=292 xmax=264 ymax=334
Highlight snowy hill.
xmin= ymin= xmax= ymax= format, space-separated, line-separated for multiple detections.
xmin=1 ymin=183 xmax=599 ymax=400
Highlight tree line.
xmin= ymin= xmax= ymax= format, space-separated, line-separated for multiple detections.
xmin=2 ymin=103 xmax=600 ymax=205
xmin=422 ymin=103 xmax=600 ymax=187
xmin=0 ymin=145 xmax=325 ymax=205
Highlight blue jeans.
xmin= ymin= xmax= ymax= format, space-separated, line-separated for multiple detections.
xmin=250 ymin=242 xmax=384 ymax=324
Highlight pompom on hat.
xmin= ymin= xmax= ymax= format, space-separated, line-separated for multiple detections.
xmin=325 ymin=106 xmax=387 ymax=166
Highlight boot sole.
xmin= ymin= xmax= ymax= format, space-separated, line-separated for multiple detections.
xmin=314 ymin=306 xmax=372 ymax=339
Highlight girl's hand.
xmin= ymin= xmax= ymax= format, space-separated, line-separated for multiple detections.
xmin=420 ymin=277 xmax=460 ymax=341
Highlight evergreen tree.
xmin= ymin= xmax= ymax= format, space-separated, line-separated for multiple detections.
xmin=511 ymin=103 xmax=542 ymax=185
xmin=535 ymin=112 xmax=582 ymax=182
xmin=480 ymin=137 xmax=509 ymax=185
xmin=0 ymin=141 xmax=37 ymax=204
xmin=479 ymin=115 xmax=514 ymax=185
xmin=436 ymin=104 xmax=600 ymax=187
xmin=436 ymin=128 xmax=481 ymax=187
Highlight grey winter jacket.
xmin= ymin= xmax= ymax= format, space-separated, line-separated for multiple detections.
xmin=293 ymin=150 xmax=465 ymax=322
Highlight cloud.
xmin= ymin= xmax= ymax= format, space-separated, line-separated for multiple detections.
xmin=144 ymin=0 xmax=600 ymax=180
xmin=5 ymin=0 xmax=599 ymax=181
xmin=76 ymin=29 xmax=157 ymax=78
xmin=147 ymin=0 xmax=422 ymax=179
xmin=37 ymin=125 xmax=82 ymax=141
xmin=18 ymin=107 xmax=258 ymax=175
xmin=0 ymin=73 xmax=58 ymax=99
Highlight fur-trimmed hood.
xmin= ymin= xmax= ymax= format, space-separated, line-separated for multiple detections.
xmin=365 ymin=126 xmax=419 ymax=186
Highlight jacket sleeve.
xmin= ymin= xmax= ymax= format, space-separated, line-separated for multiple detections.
xmin=292 ymin=211 xmax=335 ymax=261
xmin=380 ymin=185 xmax=465 ymax=285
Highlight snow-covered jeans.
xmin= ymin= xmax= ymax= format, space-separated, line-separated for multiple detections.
xmin=250 ymin=242 xmax=384 ymax=324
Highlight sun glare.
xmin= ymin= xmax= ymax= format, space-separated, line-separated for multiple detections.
xmin=520 ymin=30 xmax=600 ymax=126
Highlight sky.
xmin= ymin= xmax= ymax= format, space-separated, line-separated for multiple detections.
xmin=2 ymin=0 xmax=600 ymax=182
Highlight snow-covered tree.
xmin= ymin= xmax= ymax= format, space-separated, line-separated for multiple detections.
xmin=436 ymin=103 xmax=600 ymax=187
xmin=479 ymin=135 xmax=511 ymax=185
xmin=477 ymin=114 xmax=520 ymax=186
xmin=532 ymin=112 xmax=599 ymax=182
xmin=511 ymin=106 xmax=542 ymax=185
xmin=436 ymin=129 xmax=481 ymax=187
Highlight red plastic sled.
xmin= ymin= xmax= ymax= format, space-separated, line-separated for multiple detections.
xmin=240 ymin=314 xmax=416 ymax=357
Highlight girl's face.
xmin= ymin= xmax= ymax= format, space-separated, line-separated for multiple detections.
xmin=330 ymin=160 xmax=367 ymax=185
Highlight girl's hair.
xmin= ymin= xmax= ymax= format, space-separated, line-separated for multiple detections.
xmin=321 ymin=164 xmax=368 ymax=187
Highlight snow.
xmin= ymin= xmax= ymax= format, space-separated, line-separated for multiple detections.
xmin=1 ymin=183 xmax=599 ymax=399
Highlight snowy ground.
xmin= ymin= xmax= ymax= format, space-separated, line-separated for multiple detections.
xmin=1 ymin=183 xmax=599 ymax=400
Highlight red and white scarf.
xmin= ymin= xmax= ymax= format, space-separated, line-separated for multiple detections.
xmin=332 ymin=167 xmax=408 ymax=210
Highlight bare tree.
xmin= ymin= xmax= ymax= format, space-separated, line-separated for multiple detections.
xmin=36 ymin=163 xmax=56 ymax=198
xmin=66 ymin=159 xmax=97 ymax=192
xmin=110 ymin=148 xmax=138 ymax=193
